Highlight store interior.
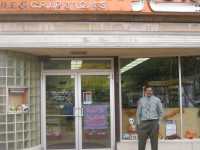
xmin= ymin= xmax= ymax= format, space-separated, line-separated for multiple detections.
xmin=120 ymin=57 xmax=200 ymax=140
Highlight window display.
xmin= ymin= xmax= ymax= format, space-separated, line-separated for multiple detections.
xmin=8 ymin=87 xmax=29 ymax=113
xmin=120 ymin=57 xmax=200 ymax=140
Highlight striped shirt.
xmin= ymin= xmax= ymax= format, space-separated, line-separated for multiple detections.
xmin=136 ymin=95 xmax=164 ymax=125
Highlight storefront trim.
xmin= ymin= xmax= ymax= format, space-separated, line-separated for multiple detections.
xmin=0 ymin=32 xmax=200 ymax=49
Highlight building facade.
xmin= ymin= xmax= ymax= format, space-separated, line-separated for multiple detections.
xmin=0 ymin=0 xmax=200 ymax=150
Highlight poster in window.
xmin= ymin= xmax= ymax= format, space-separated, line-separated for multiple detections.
xmin=166 ymin=120 xmax=176 ymax=136
xmin=84 ymin=105 xmax=107 ymax=129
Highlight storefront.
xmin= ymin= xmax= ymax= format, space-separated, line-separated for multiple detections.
xmin=0 ymin=0 xmax=200 ymax=150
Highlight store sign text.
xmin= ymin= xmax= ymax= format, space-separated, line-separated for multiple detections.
xmin=0 ymin=1 xmax=107 ymax=9
xmin=0 ymin=0 xmax=199 ymax=13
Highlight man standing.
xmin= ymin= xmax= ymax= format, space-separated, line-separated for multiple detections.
xmin=136 ymin=85 xmax=164 ymax=150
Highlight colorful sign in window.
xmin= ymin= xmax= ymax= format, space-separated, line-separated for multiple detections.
xmin=84 ymin=105 xmax=107 ymax=129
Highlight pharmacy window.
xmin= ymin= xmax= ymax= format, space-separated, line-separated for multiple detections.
xmin=120 ymin=57 xmax=200 ymax=140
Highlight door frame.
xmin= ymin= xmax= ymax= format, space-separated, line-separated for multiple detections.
xmin=41 ymin=70 xmax=115 ymax=150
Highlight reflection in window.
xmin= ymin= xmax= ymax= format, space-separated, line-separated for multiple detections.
xmin=121 ymin=57 xmax=181 ymax=140
xmin=181 ymin=56 xmax=200 ymax=139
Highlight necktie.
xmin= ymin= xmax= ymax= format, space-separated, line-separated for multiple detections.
xmin=146 ymin=97 xmax=150 ymax=119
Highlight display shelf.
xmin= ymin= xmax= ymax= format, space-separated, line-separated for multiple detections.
xmin=8 ymin=87 xmax=29 ymax=114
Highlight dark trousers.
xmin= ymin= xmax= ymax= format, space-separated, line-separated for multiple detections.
xmin=138 ymin=120 xmax=159 ymax=150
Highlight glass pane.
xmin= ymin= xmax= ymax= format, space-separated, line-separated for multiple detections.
xmin=0 ymin=115 xmax=6 ymax=122
xmin=46 ymin=75 xmax=75 ymax=149
xmin=8 ymin=124 xmax=14 ymax=132
xmin=7 ymin=59 xmax=15 ymax=67
xmin=120 ymin=57 xmax=180 ymax=140
xmin=7 ymin=68 xmax=15 ymax=76
xmin=0 ymin=68 xmax=6 ymax=76
xmin=0 ymin=59 xmax=6 ymax=67
xmin=7 ymin=77 xmax=15 ymax=86
xmin=0 ymin=105 xmax=6 ymax=114
xmin=181 ymin=56 xmax=200 ymax=139
xmin=81 ymin=75 xmax=111 ymax=148
xmin=0 ymin=88 xmax=6 ymax=95
xmin=0 ymin=77 xmax=6 ymax=86
xmin=8 ymin=133 xmax=15 ymax=141
xmin=43 ymin=59 xmax=112 ymax=70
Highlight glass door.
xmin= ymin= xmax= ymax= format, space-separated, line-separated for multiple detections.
xmin=45 ymin=75 xmax=77 ymax=149
xmin=44 ymin=72 xmax=114 ymax=150
xmin=78 ymin=73 xmax=113 ymax=150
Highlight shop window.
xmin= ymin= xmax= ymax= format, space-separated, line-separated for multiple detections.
xmin=181 ymin=56 xmax=200 ymax=139
xmin=120 ymin=57 xmax=181 ymax=140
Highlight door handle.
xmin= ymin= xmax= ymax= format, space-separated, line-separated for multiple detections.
xmin=73 ymin=107 xmax=78 ymax=117
xmin=78 ymin=107 xmax=84 ymax=117
xmin=81 ymin=107 xmax=84 ymax=116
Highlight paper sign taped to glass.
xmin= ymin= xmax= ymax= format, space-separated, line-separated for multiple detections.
xmin=166 ymin=120 xmax=177 ymax=136
xmin=84 ymin=105 xmax=107 ymax=129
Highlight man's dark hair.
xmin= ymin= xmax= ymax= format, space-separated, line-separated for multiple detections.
xmin=144 ymin=85 xmax=153 ymax=91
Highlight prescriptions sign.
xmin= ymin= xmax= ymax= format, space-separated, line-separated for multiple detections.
xmin=0 ymin=0 xmax=199 ymax=13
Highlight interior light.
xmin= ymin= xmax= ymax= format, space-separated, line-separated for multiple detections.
xmin=121 ymin=58 xmax=149 ymax=74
